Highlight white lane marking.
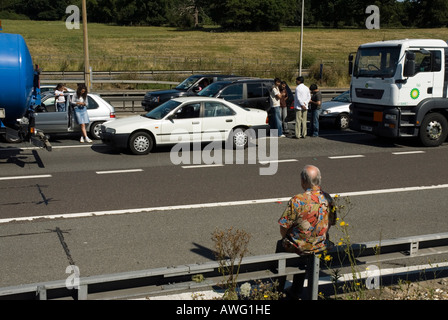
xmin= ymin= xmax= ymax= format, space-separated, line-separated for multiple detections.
xmin=392 ymin=151 xmax=426 ymax=155
xmin=96 ymin=169 xmax=143 ymax=175
xmin=329 ymin=155 xmax=365 ymax=159
xmin=0 ymin=175 xmax=52 ymax=181
xmin=0 ymin=144 xmax=100 ymax=151
xmin=2 ymin=183 xmax=448 ymax=224
xmin=259 ymin=159 xmax=298 ymax=165
xmin=181 ymin=164 xmax=224 ymax=169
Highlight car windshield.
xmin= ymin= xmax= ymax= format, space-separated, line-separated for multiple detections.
xmin=353 ymin=46 xmax=401 ymax=78
xmin=197 ymin=82 xmax=231 ymax=97
xmin=332 ymin=91 xmax=350 ymax=102
xmin=175 ymin=76 xmax=202 ymax=90
xmin=143 ymin=100 xmax=182 ymax=119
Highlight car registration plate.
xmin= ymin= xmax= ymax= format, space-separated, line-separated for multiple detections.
xmin=361 ymin=125 xmax=372 ymax=132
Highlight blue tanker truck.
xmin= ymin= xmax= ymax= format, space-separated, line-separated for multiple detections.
xmin=0 ymin=33 xmax=51 ymax=150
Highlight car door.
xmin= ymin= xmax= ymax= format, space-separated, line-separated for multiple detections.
xmin=160 ymin=102 xmax=201 ymax=143
xmin=34 ymin=94 xmax=69 ymax=133
xmin=201 ymin=101 xmax=236 ymax=141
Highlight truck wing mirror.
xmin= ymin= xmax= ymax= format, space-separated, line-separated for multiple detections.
xmin=403 ymin=51 xmax=416 ymax=78
xmin=348 ymin=53 xmax=354 ymax=75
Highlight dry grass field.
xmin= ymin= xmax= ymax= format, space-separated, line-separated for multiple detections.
xmin=2 ymin=19 xmax=447 ymax=86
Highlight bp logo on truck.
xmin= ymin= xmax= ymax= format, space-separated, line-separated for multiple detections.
xmin=410 ymin=88 xmax=420 ymax=100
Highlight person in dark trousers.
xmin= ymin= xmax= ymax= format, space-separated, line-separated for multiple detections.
xmin=309 ymin=84 xmax=322 ymax=137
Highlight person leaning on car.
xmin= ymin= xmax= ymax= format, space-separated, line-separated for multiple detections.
xmin=294 ymin=76 xmax=310 ymax=139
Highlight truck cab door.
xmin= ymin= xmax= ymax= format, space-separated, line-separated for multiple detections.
xmin=400 ymin=50 xmax=442 ymax=104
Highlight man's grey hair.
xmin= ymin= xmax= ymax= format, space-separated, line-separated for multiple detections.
xmin=301 ymin=165 xmax=321 ymax=188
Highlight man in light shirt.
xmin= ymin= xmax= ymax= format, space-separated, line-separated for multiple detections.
xmin=294 ymin=76 xmax=311 ymax=139
xmin=269 ymin=78 xmax=284 ymax=137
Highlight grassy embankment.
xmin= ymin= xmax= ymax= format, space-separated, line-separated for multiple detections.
xmin=2 ymin=19 xmax=447 ymax=88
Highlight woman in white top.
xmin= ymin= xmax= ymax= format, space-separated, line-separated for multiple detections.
xmin=71 ymin=84 xmax=92 ymax=143
xmin=54 ymin=83 xmax=66 ymax=112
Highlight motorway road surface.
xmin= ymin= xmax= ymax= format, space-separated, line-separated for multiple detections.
xmin=1 ymin=128 xmax=448 ymax=287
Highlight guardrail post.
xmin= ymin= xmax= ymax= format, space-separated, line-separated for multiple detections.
xmin=37 ymin=285 xmax=47 ymax=300
xmin=410 ymin=241 xmax=419 ymax=256
xmin=306 ymin=254 xmax=320 ymax=300
xmin=77 ymin=284 xmax=88 ymax=300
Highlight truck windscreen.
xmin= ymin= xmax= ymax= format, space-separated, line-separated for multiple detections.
xmin=353 ymin=46 xmax=401 ymax=78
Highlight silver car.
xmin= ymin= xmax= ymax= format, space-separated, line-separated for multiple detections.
xmin=35 ymin=92 xmax=116 ymax=139
xmin=319 ymin=90 xmax=351 ymax=129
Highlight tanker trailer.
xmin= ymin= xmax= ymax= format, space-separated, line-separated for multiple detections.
xmin=0 ymin=33 xmax=51 ymax=150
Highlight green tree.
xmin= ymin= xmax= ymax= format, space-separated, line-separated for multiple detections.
xmin=87 ymin=0 xmax=118 ymax=24
xmin=115 ymin=0 xmax=168 ymax=26
xmin=13 ymin=0 xmax=72 ymax=20
xmin=414 ymin=0 xmax=448 ymax=27
xmin=210 ymin=0 xmax=287 ymax=31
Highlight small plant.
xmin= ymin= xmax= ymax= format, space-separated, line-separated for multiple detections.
xmin=211 ymin=227 xmax=251 ymax=299
xmin=237 ymin=280 xmax=285 ymax=300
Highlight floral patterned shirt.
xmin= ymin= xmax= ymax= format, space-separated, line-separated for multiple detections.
xmin=278 ymin=186 xmax=334 ymax=254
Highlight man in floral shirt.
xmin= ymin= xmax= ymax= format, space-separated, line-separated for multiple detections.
xmin=276 ymin=165 xmax=335 ymax=297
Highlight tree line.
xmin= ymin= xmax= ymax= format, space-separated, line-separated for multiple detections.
xmin=1 ymin=0 xmax=447 ymax=31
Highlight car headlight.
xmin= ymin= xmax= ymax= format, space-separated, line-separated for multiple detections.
xmin=385 ymin=114 xmax=396 ymax=120
xmin=149 ymin=96 xmax=159 ymax=103
xmin=106 ymin=128 xmax=116 ymax=134
xmin=322 ymin=110 xmax=331 ymax=115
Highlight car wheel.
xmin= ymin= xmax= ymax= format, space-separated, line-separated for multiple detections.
xmin=336 ymin=113 xmax=350 ymax=130
xmin=129 ymin=131 xmax=154 ymax=155
xmin=89 ymin=122 xmax=103 ymax=140
xmin=231 ymin=128 xmax=248 ymax=149
xmin=419 ymin=113 xmax=448 ymax=147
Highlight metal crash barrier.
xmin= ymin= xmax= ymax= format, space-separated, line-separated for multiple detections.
xmin=0 ymin=232 xmax=448 ymax=300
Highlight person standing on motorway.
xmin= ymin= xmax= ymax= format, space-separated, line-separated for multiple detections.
xmin=309 ymin=84 xmax=322 ymax=137
xmin=294 ymin=76 xmax=310 ymax=139
xmin=269 ymin=78 xmax=285 ymax=137
xmin=71 ymin=83 xmax=92 ymax=143
xmin=276 ymin=165 xmax=336 ymax=298
xmin=279 ymin=81 xmax=289 ymax=135
xmin=55 ymin=83 xmax=67 ymax=112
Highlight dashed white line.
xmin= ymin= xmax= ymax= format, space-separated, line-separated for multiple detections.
xmin=0 ymin=174 xmax=52 ymax=181
xmin=96 ymin=169 xmax=144 ymax=175
xmin=181 ymin=164 xmax=225 ymax=169
xmin=259 ymin=159 xmax=298 ymax=165
xmin=328 ymin=155 xmax=365 ymax=159
xmin=392 ymin=151 xmax=426 ymax=155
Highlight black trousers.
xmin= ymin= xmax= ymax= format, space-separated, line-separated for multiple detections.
xmin=275 ymin=240 xmax=307 ymax=295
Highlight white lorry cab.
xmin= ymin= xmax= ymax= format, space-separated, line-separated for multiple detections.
xmin=349 ymin=39 xmax=448 ymax=146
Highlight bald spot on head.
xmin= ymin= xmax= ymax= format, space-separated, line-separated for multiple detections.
xmin=301 ymin=165 xmax=321 ymax=190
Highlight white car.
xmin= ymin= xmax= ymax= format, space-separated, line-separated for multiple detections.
xmin=100 ymin=96 xmax=269 ymax=155
xmin=319 ymin=90 xmax=351 ymax=129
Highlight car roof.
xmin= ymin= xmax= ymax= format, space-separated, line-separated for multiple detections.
xmin=171 ymin=96 xmax=227 ymax=103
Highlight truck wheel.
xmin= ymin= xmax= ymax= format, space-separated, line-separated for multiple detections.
xmin=129 ymin=131 xmax=154 ymax=155
xmin=419 ymin=113 xmax=448 ymax=147
xmin=3 ymin=128 xmax=23 ymax=143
